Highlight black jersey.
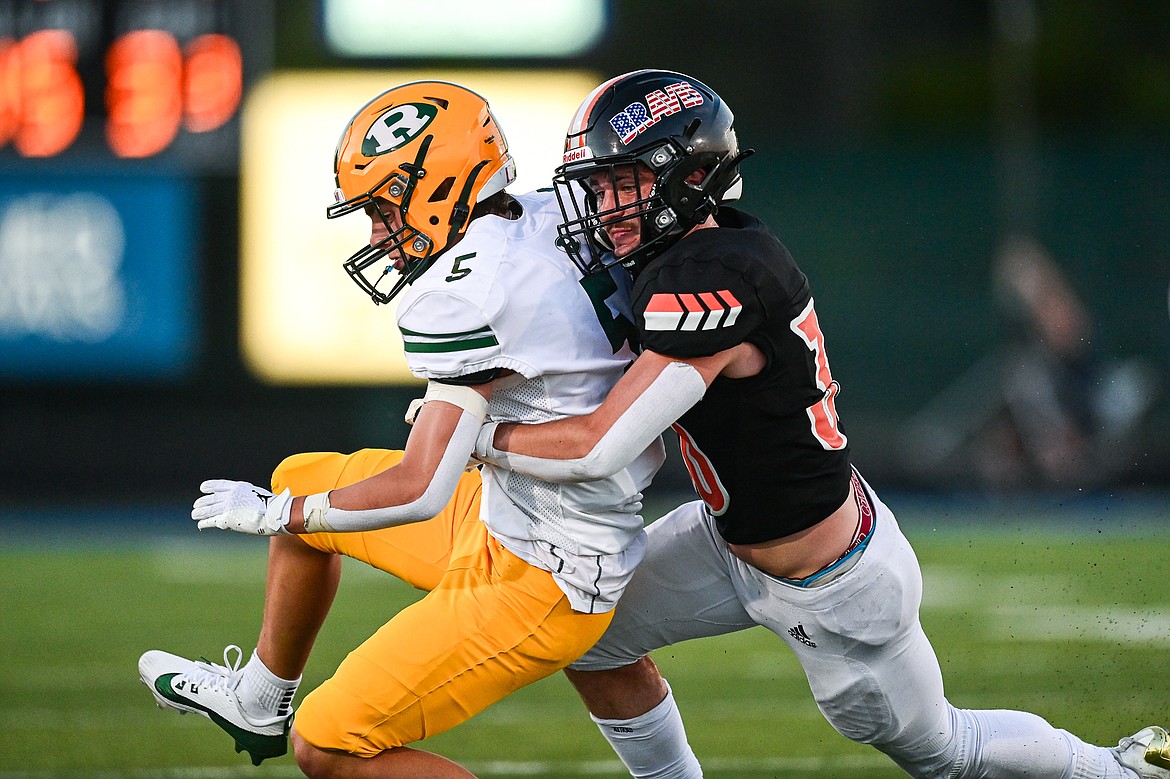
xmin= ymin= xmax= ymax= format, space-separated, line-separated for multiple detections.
xmin=631 ymin=207 xmax=852 ymax=544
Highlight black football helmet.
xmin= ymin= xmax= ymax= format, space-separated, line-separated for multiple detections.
xmin=553 ymin=69 xmax=753 ymax=275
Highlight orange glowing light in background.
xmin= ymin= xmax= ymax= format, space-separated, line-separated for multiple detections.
xmin=183 ymin=33 xmax=242 ymax=133
xmin=11 ymin=30 xmax=85 ymax=157
xmin=105 ymin=30 xmax=183 ymax=158
xmin=0 ymin=26 xmax=244 ymax=159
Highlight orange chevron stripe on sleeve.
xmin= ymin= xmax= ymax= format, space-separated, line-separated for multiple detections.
xmin=644 ymin=290 xmax=743 ymax=331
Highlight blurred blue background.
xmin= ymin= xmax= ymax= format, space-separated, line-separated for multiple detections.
xmin=1 ymin=0 xmax=1167 ymax=511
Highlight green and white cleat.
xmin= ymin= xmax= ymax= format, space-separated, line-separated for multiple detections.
xmin=138 ymin=645 xmax=291 ymax=766
xmin=1115 ymin=726 xmax=1170 ymax=778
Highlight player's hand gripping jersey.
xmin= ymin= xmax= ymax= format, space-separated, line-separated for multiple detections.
xmin=633 ymin=207 xmax=852 ymax=544
xmin=397 ymin=189 xmax=665 ymax=612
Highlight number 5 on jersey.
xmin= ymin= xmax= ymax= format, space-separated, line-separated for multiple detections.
xmin=446 ymin=252 xmax=475 ymax=282
xmin=790 ymin=298 xmax=847 ymax=451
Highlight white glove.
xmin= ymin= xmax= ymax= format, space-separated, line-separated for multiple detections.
xmin=191 ymin=480 xmax=292 ymax=535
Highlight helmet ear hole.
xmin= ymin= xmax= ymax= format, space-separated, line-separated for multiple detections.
xmin=658 ymin=153 xmax=716 ymax=221
xmin=429 ymin=216 xmax=440 ymax=225
xmin=428 ymin=176 xmax=456 ymax=203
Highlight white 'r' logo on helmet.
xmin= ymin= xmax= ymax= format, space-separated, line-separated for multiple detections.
xmin=363 ymin=103 xmax=438 ymax=156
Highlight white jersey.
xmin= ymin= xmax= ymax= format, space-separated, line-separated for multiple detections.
xmin=395 ymin=189 xmax=665 ymax=613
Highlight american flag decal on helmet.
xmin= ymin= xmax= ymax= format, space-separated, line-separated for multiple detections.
xmin=643 ymin=290 xmax=742 ymax=331
xmin=609 ymin=81 xmax=705 ymax=145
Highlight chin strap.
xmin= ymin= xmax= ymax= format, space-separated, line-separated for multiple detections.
xmin=447 ymin=158 xmax=494 ymax=245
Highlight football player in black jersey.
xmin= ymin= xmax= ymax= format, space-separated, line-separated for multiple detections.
xmin=475 ymin=69 xmax=1169 ymax=779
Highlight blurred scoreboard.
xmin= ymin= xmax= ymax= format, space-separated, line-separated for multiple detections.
xmin=0 ymin=0 xmax=268 ymax=168
xmin=0 ymin=0 xmax=270 ymax=382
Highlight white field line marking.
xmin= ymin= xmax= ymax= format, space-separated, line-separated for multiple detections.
xmin=992 ymin=605 xmax=1170 ymax=642
xmin=921 ymin=568 xmax=1170 ymax=642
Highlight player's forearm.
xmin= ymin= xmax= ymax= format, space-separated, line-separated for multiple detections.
xmin=494 ymin=414 xmax=601 ymax=460
xmin=289 ymin=385 xmax=488 ymax=533
xmin=477 ymin=361 xmax=706 ymax=482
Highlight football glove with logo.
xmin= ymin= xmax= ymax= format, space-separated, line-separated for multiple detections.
xmin=192 ymin=480 xmax=292 ymax=536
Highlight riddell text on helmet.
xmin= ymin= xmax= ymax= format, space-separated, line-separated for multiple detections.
xmin=563 ymin=145 xmax=594 ymax=164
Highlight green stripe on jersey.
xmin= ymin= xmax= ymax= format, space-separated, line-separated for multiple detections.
xmin=400 ymin=325 xmax=499 ymax=353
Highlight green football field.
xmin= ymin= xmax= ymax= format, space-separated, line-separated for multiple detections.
xmin=1 ymin=496 xmax=1166 ymax=778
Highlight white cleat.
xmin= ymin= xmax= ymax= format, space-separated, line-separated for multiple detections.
xmin=1115 ymin=726 xmax=1170 ymax=778
xmin=138 ymin=644 xmax=291 ymax=766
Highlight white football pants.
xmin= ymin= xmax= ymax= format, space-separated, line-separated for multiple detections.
xmin=571 ymin=477 xmax=1111 ymax=778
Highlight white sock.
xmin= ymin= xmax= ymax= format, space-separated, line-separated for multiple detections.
xmin=590 ymin=682 xmax=702 ymax=779
xmin=236 ymin=649 xmax=299 ymax=721
xmin=921 ymin=709 xmax=1134 ymax=779
xmin=1063 ymin=731 xmax=1135 ymax=779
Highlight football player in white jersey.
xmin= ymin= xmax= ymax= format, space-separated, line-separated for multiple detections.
xmin=474 ymin=69 xmax=1170 ymax=779
xmin=137 ymin=81 xmax=663 ymax=779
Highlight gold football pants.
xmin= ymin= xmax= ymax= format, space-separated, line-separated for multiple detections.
xmin=270 ymin=449 xmax=612 ymax=756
